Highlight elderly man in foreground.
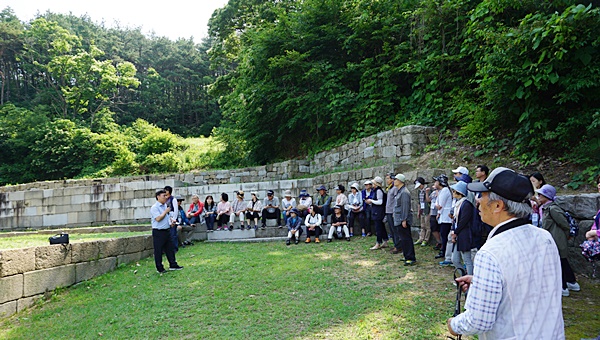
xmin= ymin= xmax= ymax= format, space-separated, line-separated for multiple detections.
xmin=447 ymin=167 xmax=564 ymax=339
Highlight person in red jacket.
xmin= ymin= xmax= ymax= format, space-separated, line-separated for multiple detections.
xmin=186 ymin=194 xmax=204 ymax=225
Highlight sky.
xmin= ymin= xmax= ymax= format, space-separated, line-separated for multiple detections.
xmin=6 ymin=0 xmax=230 ymax=42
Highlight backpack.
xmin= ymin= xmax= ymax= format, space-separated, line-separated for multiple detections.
xmin=564 ymin=211 xmax=579 ymax=237
xmin=580 ymin=240 xmax=600 ymax=262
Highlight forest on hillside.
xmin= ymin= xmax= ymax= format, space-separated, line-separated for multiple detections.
xmin=1 ymin=0 xmax=600 ymax=186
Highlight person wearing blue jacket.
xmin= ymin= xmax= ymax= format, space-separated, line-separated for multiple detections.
xmin=285 ymin=208 xmax=303 ymax=245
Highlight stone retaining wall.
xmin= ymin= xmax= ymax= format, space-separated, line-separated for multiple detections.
xmin=0 ymin=235 xmax=153 ymax=318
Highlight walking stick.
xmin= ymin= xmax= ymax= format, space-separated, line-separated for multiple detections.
xmin=447 ymin=267 xmax=467 ymax=340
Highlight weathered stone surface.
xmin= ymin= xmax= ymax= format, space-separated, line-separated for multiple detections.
xmin=35 ymin=245 xmax=72 ymax=270
xmin=0 ymin=300 xmax=16 ymax=317
xmin=0 ymin=248 xmax=35 ymax=277
xmin=116 ymin=252 xmax=143 ymax=266
xmin=75 ymin=257 xmax=117 ymax=283
xmin=98 ymin=238 xmax=127 ymax=258
xmin=17 ymin=294 xmax=42 ymax=312
xmin=23 ymin=264 xmax=76 ymax=297
xmin=71 ymin=241 xmax=101 ymax=263
xmin=123 ymin=236 xmax=149 ymax=254
xmin=554 ymin=194 xmax=599 ymax=220
xmin=0 ymin=274 xmax=23 ymax=304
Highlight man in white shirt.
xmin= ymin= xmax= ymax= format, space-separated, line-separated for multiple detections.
xmin=151 ymin=189 xmax=183 ymax=273
xmin=447 ymin=167 xmax=564 ymax=339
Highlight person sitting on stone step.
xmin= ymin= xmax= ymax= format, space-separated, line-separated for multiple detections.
xmin=281 ymin=190 xmax=297 ymax=226
xmin=261 ymin=190 xmax=282 ymax=228
xmin=176 ymin=195 xmax=195 ymax=246
xmin=186 ymin=194 xmax=204 ymax=225
xmin=216 ymin=193 xmax=232 ymax=231
xmin=245 ymin=192 xmax=263 ymax=230
xmin=285 ymin=208 xmax=303 ymax=245
xmin=230 ymin=190 xmax=248 ymax=230
xmin=297 ymin=189 xmax=312 ymax=219
xmin=314 ymin=185 xmax=332 ymax=225
xmin=305 ymin=205 xmax=323 ymax=243
xmin=327 ymin=205 xmax=351 ymax=242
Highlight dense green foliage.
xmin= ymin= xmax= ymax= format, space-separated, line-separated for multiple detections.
xmin=209 ymin=0 xmax=600 ymax=167
xmin=0 ymin=8 xmax=224 ymax=185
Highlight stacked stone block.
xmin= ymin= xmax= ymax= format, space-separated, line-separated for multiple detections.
xmin=0 ymin=235 xmax=153 ymax=318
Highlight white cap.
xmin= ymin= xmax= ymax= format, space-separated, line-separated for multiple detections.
xmin=414 ymin=181 xmax=423 ymax=189
xmin=364 ymin=180 xmax=372 ymax=185
xmin=452 ymin=166 xmax=469 ymax=175
xmin=393 ymin=174 xmax=406 ymax=182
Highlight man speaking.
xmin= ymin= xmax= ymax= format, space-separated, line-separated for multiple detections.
xmin=447 ymin=167 xmax=564 ymax=339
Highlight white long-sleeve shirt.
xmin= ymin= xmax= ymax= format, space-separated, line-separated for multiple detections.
xmin=305 ymin=213 xmax=322 ymax=227
xmin=437 ymin=187 xmax=453 ymax=224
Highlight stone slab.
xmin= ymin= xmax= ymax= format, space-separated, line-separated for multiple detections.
xmin=17 ymin=294 xmax=42 ymax=312
xmin=23 ymin=264 xmax=76 ymax=297
xmin=117 ymin=252 xmax=143 ymax=266
xmin=207 ymin=229 xmax=256 ymax=241
xmin=0 ymin=300 xmax=16 ymax=317
xmin=70 ymin=241 xmax=101 ymax=263
xmin=0 ymin=248 xmax=36 ymax=277
xmin=75 ymin=257 xmax=117 ymax=283
xmin=0 ymin=274 xmax=23 ymax=304
xmin=35 ymin=245 xmax=72 ymax=270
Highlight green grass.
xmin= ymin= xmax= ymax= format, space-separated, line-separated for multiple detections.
xmin=0 ymin=238 xmax=598 ymax=339
xmin=0 ymin=231 xmax=150 ymax=250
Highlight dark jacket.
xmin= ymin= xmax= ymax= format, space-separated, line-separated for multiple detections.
xmin=454 ymin=199 xmax=474 ymax=252
xmin=541 ymin=202 xmax=569 ymax=258
xmin=286 ymin=216 xmax=303 ymax=231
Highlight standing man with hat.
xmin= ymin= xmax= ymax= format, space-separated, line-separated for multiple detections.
xmin=392 ymin=174 xmax=416 ymax=266
xmin=447 ymin=167 xmax=564 ymax=339
xmin=314 ymin=185 xmax=332 ymax=226
xmin=362 ymin=180 xmax=375 ymax=237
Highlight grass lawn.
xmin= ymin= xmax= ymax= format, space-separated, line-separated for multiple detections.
xmin=0 ymin=237 xmax=598 ymax=339
xmin=0 ymin=231 xmax=151 ymax=250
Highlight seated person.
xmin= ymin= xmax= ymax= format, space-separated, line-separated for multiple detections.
xmin=230 ymin=191 xmax=248 ymax=230
xmin=261 ymin=190 xmax=282 ymax=228
xmin=176 ymin=196 xmax=195 ymax=246
xmin=305 ymin=205 xmax=323 ymax=243
xmin=314 ymin=185 xmax=332 ymax=225
xmin=285 ymin=208 xmax=303 ymax=245
xmin=186 ymin=194 xmax=204 ymax=225
xmin=281 ymin=190 xmax=297 ymax=226
xmin=246 ymin=192 xmax=263 ymax=230
xmin=297 ymin=189 xmax=312 ymax=218
xmin=327 ymin=205 xmax=351 ymax=242
xmin=216 ymin=193 xmax=232 ymax=231
xmin=203 ymin=195 xmax=217 ymax=231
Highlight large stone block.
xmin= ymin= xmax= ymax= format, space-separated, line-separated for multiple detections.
xmin=17 ymin=294 xmax=42 ymax=312
xmin=42 ymin=213 xmax=68 ymax=227
xmin=23 ymin=190 xmax=43 ymax=200
xmin=75 ymin=257 xmax=117 ymax=283
xmin=363 ymin=147 xmax=375 ymax=158
xmin=117 ymin=252 xmax=143 ymax=266
xmin=123 ymin=236 xmax=149 ymax=254
xmin=382 ymin=146 xmax=396 ymax=158
xmin=0 ymin=248 xmax=35 ymax=277
xmin=23 ymin=264 xmax=76 ymax=297
xmin=98 ymin=238 xmax=127 ymax=258
xmin=71 ymin=241 xmax=101 ymax=263
xmin=0 ymin=300 xmax=16 ymax=317
xmin=554 ymin=194 xmax=599 ymax=220
xmin=35 ymin=245 xmax=72 ymax=270
xmin=0 ymin=274 xmax=23 ymax=304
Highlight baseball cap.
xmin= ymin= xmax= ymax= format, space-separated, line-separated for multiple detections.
xmin=452 ymin=166 xmax=469 ymax=175
xmin=467 ymin=167 xmax=533 ymax=202
xmin=267 ymin=190 xmax=274 ymax=195
xmin=175 ymin=195 xmax=184 ymax=201
xmin=393 ymin=173 xmax=406 ymax=182
xmin=364 ymin=180 xmax=373 ymax=186
xmin=317 ymin=185 xmax=327 ymax=191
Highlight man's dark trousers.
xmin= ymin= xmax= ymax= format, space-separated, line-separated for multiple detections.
xmin=153 ymin=228 xmax=177 ymax=271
